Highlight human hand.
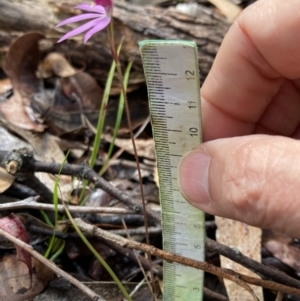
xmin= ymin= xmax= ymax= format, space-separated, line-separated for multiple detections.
xmin=178 ymin=0 xmax=300 ymax=237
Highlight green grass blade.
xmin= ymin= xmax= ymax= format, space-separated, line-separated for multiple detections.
xmin=63 ymin=203 xmax=133 ymax=301
xmin=44 ymin=234 xmax=56 ymax=259
xmin=40 ymin=210 xmax=53 ymax=227
xmin=89 ymin=40 xmax=124 ymax=168
xmin=79 ymin=41 xmax=124 ymax=204
xmin=100 ymin=60 xmax=133 ymax=175
xmin=50 ymin=240 xmax=66 ymax=261
xmin=44 ymin=150 xmax=70 ymax=258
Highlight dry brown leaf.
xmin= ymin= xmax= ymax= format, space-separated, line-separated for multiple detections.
xmin=61 ymin=72 xmax=102 ymax=110
xmin=263 ymin=230 xmax=300 ymax=273
xmin=0 ymin=167 xmax=15 ymax=193
xmin=275 ymin=291 xmax=283 ymax=301
xmin=0 ymin=78 xmax=12 ymax=94
xmin=30 ymin=133 xmax=72 ymax=200
xmin=102 ymin=135 xmax=155 ymax=160
xmin=4 ymin=33 xmax=43 ymax=94
xmin=0 ymin=214 xmax=32 ymax=282
xmin=0 ymin=91 xmax=45 ymax=131
xmin=216 ymin=217 xmax=263 ymax=301
xmin=31 ymin=71 xmax=103 ymax=135
xmin=0 ymin=124 xmax=32 ymax=151
xmin=1 ymin=32 xmax=45 ymax=131
xmin=207 ymin=0 xmax=242 ymax=22
xmin=0 ymin=214 xmax=51 ymax=250
xmin=0 ymin=254 xmax=54 ymax=301
xmin=38 ymin=52 xmax=83 ymax=78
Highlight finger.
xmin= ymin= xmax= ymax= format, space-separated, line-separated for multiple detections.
xmin=201 ymin=0 xmax=300 ymax=140
xmin=254 ymin=79 xmax=300 ymax=137
xmin=178 ymin=135 xmax=300 ymax=237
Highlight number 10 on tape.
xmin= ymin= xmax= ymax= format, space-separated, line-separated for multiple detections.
xmin=139 ymin=40 xmax=205 ymax=301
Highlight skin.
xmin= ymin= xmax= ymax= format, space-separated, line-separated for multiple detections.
xmin=178 ymin=0 xmax=300 ymax=238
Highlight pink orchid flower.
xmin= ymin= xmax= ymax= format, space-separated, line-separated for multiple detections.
xmin=56 ymin=0 xmax=113 ymax=43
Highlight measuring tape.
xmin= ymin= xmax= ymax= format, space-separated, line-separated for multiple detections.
xmin=139 ymin=41 xmax=205 ymax=301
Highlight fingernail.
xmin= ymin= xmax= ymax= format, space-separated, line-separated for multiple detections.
xmin=178 ymin=151 xmax=211 ymax=207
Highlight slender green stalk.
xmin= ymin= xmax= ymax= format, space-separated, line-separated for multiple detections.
xmin=44 ymin=151 xmax=69 ymax=258
xmin=40 ymin=210 xmax=53 ymax=227
xmin=63 ymin=202 xmax=133 ymax=301
xmin=107 ymin=23 xmax=149 ymax=240
xmin=107 ymin=21 xmax=151 ymax=252
xmin=53 ymin=178 xmax=59 ymax=225
xmin=100 ymin=60 xmax=133 ymax=175
xmin=79 ymin=41 xmax=123 ymax=204
xmin=89 ymin=40 xmax=123 ymax=169
xmin=107 ymin=20 xmax=154 ymax=292
xmin=50 ymin=241 xmax=65 ymax=261
xmin=44 ymin=234 xmax=56 ymax=259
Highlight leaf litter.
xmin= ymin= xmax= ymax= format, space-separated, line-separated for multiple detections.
xmin=0 ymin=29 xmax=155 ymax=300
xmin=1 ymin=1 xmax=300 ymax=301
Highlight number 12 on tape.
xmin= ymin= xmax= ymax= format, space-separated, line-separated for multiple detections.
xmin=139 ymin=40 xmax=205 ymax=301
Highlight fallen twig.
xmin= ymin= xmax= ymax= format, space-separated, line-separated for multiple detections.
xmin=75 ymin=218 xmax=300 ymax=298
xmin=0 ymin=148 xmax=161 ymax=223
xmin=206 ymin=237 xmax=300 ymax=289
xmin=0 ymin=196 xmax=139 ymax=215
xmin=203 ymin=287 xmax=229 ymax=301
xmin=0 ymin=227 xmax=105 ymax=301
xmin=2 ymin=149 xmax=300 ymax=294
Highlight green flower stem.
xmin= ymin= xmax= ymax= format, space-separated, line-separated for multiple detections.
xmin=89 ymin=41 xmax=123 ymax=168
xmin=107 ymin=20 xmax=151 ymax=247
xmin=107 ymin=20 xmax=154 ymax=287
xmin=100 ymin=60 xmax=133 ymax=175
xmin=63 ymin=202 xmax=133 ymax=301
xmin=40 ymin=210 xmax=53 ymax=227
xmin=79 ymin=40 xmax=123 ymax=204
xmin=44 ymin=151 xmax=69 ymax=258
xmin=50 ymin=241 xmax=65 ymax=261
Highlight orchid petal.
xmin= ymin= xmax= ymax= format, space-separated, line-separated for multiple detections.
xmin=94 ymin=0 xmax=112 ymax=7
xmin=76 ymin=4 xmax=106 ymax=14
xmin=56 ymin=13 xmax=100 ymax=27
xmin=94 ymin=0 xmax=113 ymax=13
xmin=83 ymin=17 xmax=111 ymax=43
xmin=57 ymin=18 xmax=99 ymax=43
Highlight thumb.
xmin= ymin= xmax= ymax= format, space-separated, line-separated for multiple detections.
xmin=178 ymin=135 xmax=300 ymax=237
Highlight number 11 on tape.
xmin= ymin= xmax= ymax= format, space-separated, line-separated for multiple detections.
xmin=139 ymin=40 xmax=205 ymax=301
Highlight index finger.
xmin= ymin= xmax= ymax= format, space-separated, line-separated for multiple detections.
xmin=201 ymin=0 xmax=300 ymax=141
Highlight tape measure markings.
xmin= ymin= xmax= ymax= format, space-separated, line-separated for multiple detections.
xmin=139 ymin=40 xmax=205 ymax=301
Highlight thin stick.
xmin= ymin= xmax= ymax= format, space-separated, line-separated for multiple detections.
xmin=107 ymin=22 xmax=154 ymax=290
xmin=75 ymin=218 xmax=300 ymax=297
xmin=3 ymin=149 xmax=300 ymax=292
xmin=0 ymin=227 xmax=105 ymax=301
xmin=101 ymin=115 xmax=151 ymax=174
xmin=0 ymin=149 xmax=161 ymax=223
xmin=0 ymin=196 xmax=138 ymax=215
xmin=121 ymin=218 xmax=154 ymax=298
xmin=206 ymin=237 xmax=300 ymax=289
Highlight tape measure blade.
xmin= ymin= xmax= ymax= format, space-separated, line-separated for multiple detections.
xmin=139 ymin=40 xmax=205 ymax=301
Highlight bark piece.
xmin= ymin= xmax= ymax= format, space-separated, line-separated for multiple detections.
xmin=0 ymin=0 xmax=230 ymax=84
xmin=216 ymin=217 xmax=263 ymax=301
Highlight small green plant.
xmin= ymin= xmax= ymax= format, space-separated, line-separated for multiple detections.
xmin=79 ymin=41 xmax=124 ymax=205
xmin=63 ymin=202 xmax=133 ymax=301
xmin=56 ymin=1 xmax=151 ymax=298
xmin=44 ymin=151 xmax=70 ymax=260
xmin=100 ymin=60 xmax=133 ymax=175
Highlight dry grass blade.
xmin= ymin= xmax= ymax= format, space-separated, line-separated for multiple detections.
xmin=275 ymin=291 xmax=283 ymax=301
